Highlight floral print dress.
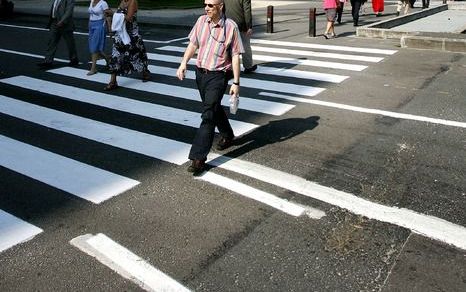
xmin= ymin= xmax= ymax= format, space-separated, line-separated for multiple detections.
xmin=108 ymin=7 xmax=149 ymax=75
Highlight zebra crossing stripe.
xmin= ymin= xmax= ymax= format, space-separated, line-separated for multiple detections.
xmin=250 ymin=39 xmax=398 ymax=55
xmin=156 ymin=46 xmax=368 ymax=71
xmin=48 ymin=67 xmax=294 ymax=116
xmin=0 ymin=76 xmax=258 ymax=137
xmin=250 ymin=46 xmax=384 ymax=63
xmin=0 ymin=135 xmax=140 ymax=204
xmin=145 ymin=53 xmax=349 ymax=83
xmin=0 ymin=48 xmax=69 ymax=63
xmin=0 ymin=209 xmax=43 ymax=253
xmin=70 ymin=233 xmax=191 ymax=292
xmin=206 ymin=154 xmax=466 ymax=251
xmin=197 ymin=172 xmax=326 ymax=219
xmin=0 ymin=95 xmax=191 ymax=165
xmin=149 ymin=65 xmax=325 ymax=97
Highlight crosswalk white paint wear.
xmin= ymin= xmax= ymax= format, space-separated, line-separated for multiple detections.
xmin=206 ymin=154 xmax=466 ymax=251
xmin=148 ymin=65 xmax=326 ymax=97
xmin=0 ymin=210 xmax=43 ymax=253
xmin=0 ymin=135 xmax=140 ymax=204
xmin=47 ymin=67 xmax=295 ymax=116
xmin=156 ymin=46 xmax=368 ymax=71
xmin=0 ymin=76 xmax=258 ymax=136
xmin=71 ymin=233 xmax=191 ymax=291
xmin=145 ymin=53 xmax=349 ymax=83
xmin=0 ymin=95 xmax=191 ymax=165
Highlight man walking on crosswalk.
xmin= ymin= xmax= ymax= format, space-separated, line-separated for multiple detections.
xmin=176 ymin=0 xmax=244 ymax=175
xmin=37 ymin=0 xmax=79 ymax=68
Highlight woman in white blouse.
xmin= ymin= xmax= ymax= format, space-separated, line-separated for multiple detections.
xmin=87 ymin=0 xmax=110 ymax=75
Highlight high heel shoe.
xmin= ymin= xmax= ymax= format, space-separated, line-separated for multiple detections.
xmin=142 ymin=70 xmax=151 ymax=82
xmin=103 ymin=82 xmax=118 ymax=91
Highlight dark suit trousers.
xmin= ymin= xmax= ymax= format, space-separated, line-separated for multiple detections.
xmin=351 ymin=0 xmax=363 ymax=23
xmin=45 ymin=20 xmax=78 ymax=62
xmin=189 ymin=67 xmax=234 ymax=161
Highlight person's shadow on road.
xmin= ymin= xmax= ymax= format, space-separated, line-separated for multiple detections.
xmin=213 ymin=115 xmax=320 ymax=162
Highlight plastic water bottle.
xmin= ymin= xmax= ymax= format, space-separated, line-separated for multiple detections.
xmin=229 ymin=94 xmax=239 ymax=114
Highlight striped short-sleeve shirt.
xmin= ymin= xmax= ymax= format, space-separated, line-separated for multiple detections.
xmin=189 ymin=15 xmax=244 ymax=72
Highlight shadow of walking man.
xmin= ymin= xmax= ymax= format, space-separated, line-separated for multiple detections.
xmin=211 ymin=115 xmax=321 ymax=165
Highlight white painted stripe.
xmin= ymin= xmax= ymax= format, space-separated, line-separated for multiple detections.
xmin=145 ymin=53 xmax=349 ymax=83
xmin=0 ymin=95 xmax=191 ymax=165
xmin=197 ymin=172 xmax=325 ymax=219
xmin=48 ymin=67 xmax=294 ymax=116
xmin=0 ymin=23 xmax=48 ymax=31
xmin=156 ymin=46 xmax=367 ymax=71
xmin=148 ymin=65 xmax=325 ymax=97
xmin=0 ymin=48 xmax=69 ymax=63
xmin=206 ymin=155 xmax=466 ymax=251
xmin=0 ymin=135 xmax=140 ymax=204
xmin=70 ymin=233 xmax=190 ymax=292
xmin=0 ymin=76 xmax=258 ymax=137
xmin=252 ymin=54 xmax=367 ymax=71
xmin=251 ymin=45 xmax=384 ymax=63
xmin=251 ymin=39 xmax=398 ymax=55
xmin=259 ymin=92 xmax=466 ymax=129
xmin=0 ymin=210 xmax=43 ymax=253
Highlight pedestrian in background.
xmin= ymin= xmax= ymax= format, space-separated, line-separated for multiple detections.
xmin=176 ymin=0 xmax=244 ymax=175
xmin=37 ymin=0 xmax=79 ymax=69
xmin=87 ymin=0 xmax=110 ymax=75
xmin=103 ymin=0 xmax=150 ymax=90
xmin=372 ymin=0 xmax=384 ymax=16
xmin=336 ymin=0 xmax=345 ymax=24
xmin=351 ymin=0 xmax=365 ymax=26
xmin=396 ymin=0 xmax=410 ymax=16
xmin=224 ymin=0 xmax=257 ymax=73
xmin=323 ymin=0 xmax=338 ymax=39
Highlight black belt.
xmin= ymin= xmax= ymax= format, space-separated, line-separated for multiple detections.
xmin=196 ymin=67 xmax=226 ymax=74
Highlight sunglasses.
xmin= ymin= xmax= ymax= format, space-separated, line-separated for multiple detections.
xmin=204 ymin=3 xmax=219 ymax=8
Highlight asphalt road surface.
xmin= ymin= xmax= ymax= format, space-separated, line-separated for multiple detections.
xmin=0 ymin=14 xmax=465 ymax=292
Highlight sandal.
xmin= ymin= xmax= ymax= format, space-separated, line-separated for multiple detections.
xmin=142 ymin=70 xmax=151 ymax=82
xmin=103 ymin=82 xmax=118 ymax=91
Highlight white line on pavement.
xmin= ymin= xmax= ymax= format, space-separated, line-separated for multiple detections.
xmin=48 ymin=67 xmax=294 ymax=116
xmin=156 ymin=46 xmax=368 ymax=71
xmin=250 ymin=45 xmax=384 ymax=63
xmin=145 ymin=53 xmax=349 ymax=83
xmin=206 ymin=154 xmax=466 ymax=251
xmin=70 ymin=233 xmax=191 ymax=292
xmin=0 ymin=76 xmax=258 ymax=137
xmin=148 ymin=65 xmax=325 ymax=97
xmin=251 ymin=39 xmax=398 ymax=55
xmin=0 ymin=135 xmax=140 ymax=204
xmin=0 ymin=48 xmax=68 ymax=63
xmin=0 ymin=95 xmax=191 ymax=165
xmin=197 ymin=172 xmax=325 ymax=219
xmin=259 ymin=92 xmax=466 ymax=129
xmin=0 ymin=209 xmax=43 ymax=253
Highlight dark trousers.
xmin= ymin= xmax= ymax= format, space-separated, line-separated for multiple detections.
xmin=351 ymin=0 xmax=363 ymax=24
xmin=45 ymin=20 xmax=78 ymax=62
xmin=336 ymin=2 xmax=344 ymax=23
xmin=188 ymin=67 xmax=234 ymax=161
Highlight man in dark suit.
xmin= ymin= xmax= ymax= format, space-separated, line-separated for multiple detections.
xmin=38 ymin=0 xmax=78 ymax=68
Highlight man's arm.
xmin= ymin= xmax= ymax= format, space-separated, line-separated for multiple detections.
xmin=176 ymin=42 xmax=198 ymax=81
xmin=229 ymin=54 xmax=240 ymax=97
xmin=58 ymin=0 xmax=75 ymax=26
xmin=244 ymin=0 xmax=252 ymax=36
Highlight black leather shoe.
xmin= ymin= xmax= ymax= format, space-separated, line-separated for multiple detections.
xmin=243 ymin=64 xmax=257 ymax=74
xmin=216 ymin=137 xmax=234 ymax=151
xmin=68 ymin=59 xmax=79 ymax=67
xmin=187 ymin=159 xmax=205 ymax=175
xmin=37 ymin=61 xmax=53 ymax=69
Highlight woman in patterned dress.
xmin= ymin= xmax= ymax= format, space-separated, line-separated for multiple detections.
xmin=103 ymin=0 xmax=150 ymax=90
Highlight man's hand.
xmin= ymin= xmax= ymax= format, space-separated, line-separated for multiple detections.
xmin=246 ymin=28 xmax=253 ymax=37
xmin=229 ymin=84 xmax=239 ymax=97
xmin=176 ymin=64 xmax=187 ymax=81
xmin=56 ymin=21 xmax=64 ymax=28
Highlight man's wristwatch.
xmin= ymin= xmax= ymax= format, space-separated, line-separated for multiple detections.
xmin=233 ymin=81 xmax=240 ymax=86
